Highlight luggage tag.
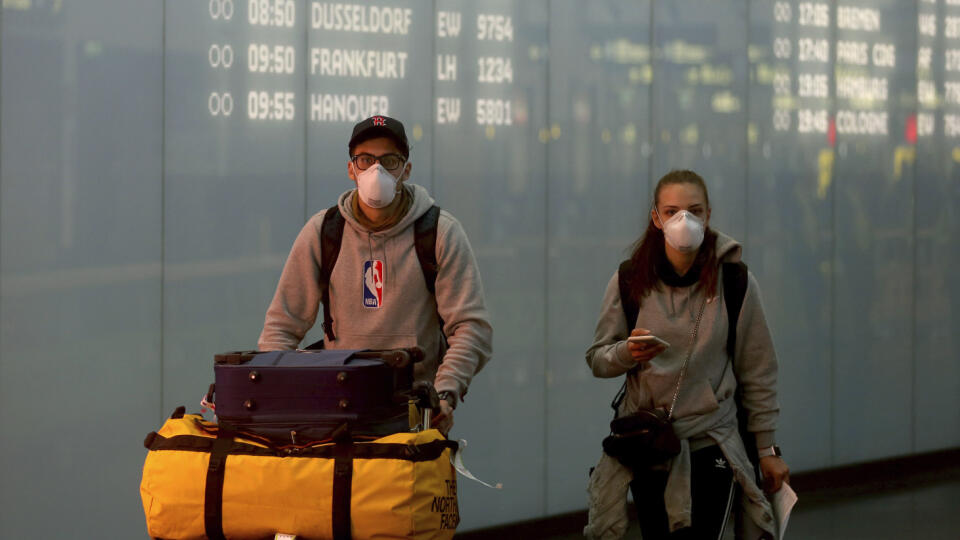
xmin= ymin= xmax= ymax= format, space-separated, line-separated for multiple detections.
xmin=200 ymin=394 xmax=216 ymax=413
xmin=451 ymin=439 xmax=502 ymax=490
xmin=200 ymin=386 xmax=216 ymax=420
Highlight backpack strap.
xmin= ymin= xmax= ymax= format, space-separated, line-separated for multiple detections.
xmin=317 ymin=205 xmax=443 ymax=346
xmin=610 ymin=260 xmax=639 ymax=418
xmin=414 ymin=205 xmax=441 ymax=294
xmin=319 ymin=206 xmax=346 ymax=343
xmin=721 ymin=261 xmax=748 ymax=358
xmin=414 ymin=205 xmax=448 ymax=347
xmin=721 ymin=261 xmax=761 ymax=475
xmin=617 ymin=260 xmax=639 ymax=331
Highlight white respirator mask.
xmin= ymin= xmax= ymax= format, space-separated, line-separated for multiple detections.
xmin=356 ymin=163 xmax=400 ymax=209
xmin=657 ymin=209 xmax=705 ymax=253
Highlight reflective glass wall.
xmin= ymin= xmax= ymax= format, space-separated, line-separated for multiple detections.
xmin=2 ymin=1 xmax=958 ymax=536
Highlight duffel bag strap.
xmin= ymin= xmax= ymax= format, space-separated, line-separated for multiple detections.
xmin=204 ymin=428 xmax=234 ymax=540
xmin=332 ymin=439 xmax=354 ymax=540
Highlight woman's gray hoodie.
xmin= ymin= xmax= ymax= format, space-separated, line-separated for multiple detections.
xmin=585 ymin=231 xmax=778 ymax=535
xmin=259 ymin=183 xmax=493 ymax=400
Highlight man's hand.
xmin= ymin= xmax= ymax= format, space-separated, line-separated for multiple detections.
xmin=759 ymin=456 xmax=790 ymax=494
xmin=431 ymin=399 xmax=454 ymax=436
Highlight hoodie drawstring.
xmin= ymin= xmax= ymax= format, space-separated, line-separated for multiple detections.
xmin=374 ymin=235 xmax=387 ymax=286
xmin=365 ymin=233 xmax=391 ymax=287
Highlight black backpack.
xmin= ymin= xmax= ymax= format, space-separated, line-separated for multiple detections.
xmin=306 ymin=204 xmax=442 ymax=348
xmin=617 ymin=260 xmax=760 ymax=471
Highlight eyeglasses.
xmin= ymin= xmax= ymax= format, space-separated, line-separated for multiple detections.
xmin=351 ymin=153 xmax=405 ymax=171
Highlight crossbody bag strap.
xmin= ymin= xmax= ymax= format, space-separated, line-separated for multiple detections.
xmin=611 ymin=295 xmax=707 ymax=421
xmin=666 ymin=295 xmax=707 ymax=420
xmin=610 ymin=379 xmax=628 ymax=418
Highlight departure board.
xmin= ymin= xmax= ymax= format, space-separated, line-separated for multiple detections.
xmin=181 ymin=0 xmax=304 ymax=128
xmin=171 ymin=0 xmax=960 ymax=142
xmin=167 ymin=1 xmax=544 ymax=209
xmin=170 ymin=2 xmax=534 ymax=132
xmin=170 ymin=1 xmax=957 ymax=174
xmin=768 ymin=1 xmax=904 ymax=138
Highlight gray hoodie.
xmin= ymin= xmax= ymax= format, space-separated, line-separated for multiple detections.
xmin=585 ymin=231 xmax=778 ymax=448
xmin=259 ymin=183 xmax=493 ymax=399
xmin=585 ymin=231 xmax=779 ymax=533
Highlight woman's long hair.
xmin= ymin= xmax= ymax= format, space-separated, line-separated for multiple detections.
xmin=624 ymin=170 xmax=719 ymax=305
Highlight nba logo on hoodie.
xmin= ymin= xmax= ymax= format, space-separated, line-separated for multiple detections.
xmin=363 ymin=260 xmax=383 ymax=308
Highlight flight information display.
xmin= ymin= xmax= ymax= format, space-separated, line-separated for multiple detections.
xmin=769 ymin=1 xmax=904 ymax=138
xmin=307 ymin=3 xmax=422 ymax=124
xmin=764 ymin=0 xmax=960 ymax=143
xmin=190 ymin=1 xmax=525 ymax=129
xmin=182 ymin=1 xmax=960 ymax=159
xmin=202 ymin=0 xmax=300 ymax=122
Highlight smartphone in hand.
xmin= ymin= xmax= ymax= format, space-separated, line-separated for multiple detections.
xmin=627 ymin=335 xmax=670 ymax=349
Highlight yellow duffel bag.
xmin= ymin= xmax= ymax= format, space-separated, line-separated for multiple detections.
xmin=140 ymin=408 xmax=459 ymax=540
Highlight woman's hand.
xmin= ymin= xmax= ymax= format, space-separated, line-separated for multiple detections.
xmin=626 ymin=328 xmax=668 ymax=364
xmin=759 ymin=456 xmax=790 ymax=494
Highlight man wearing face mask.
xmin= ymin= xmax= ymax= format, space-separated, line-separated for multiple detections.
xmin=258 ymin=115 xmax=493 ymax=435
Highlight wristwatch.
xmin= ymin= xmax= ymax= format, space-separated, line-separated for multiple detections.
xmin=437 ymin=391 xmax=458 ymax=410
xmin=757 ymin=445 xmax=782 ymax=458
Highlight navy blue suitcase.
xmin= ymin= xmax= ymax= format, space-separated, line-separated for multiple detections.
xmin=210 ymin=348 xmax=422 ymax=443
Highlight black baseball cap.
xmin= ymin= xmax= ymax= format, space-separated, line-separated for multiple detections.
xmin=348 ymin=115 xmax=410 ymax=158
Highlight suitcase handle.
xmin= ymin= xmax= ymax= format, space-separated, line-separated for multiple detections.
xmin=412 ymin=381 xmax=440 ymax=410
xmin=351 ymin=347 xmax=424 ymax=368
xmin=412 ymin=381 xmax=440 ymax=431
xmin=215 ymin=347 xmax=424 ymax=367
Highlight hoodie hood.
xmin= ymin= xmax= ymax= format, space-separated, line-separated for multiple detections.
xmin=337 ymin=183 xmax=436 ymax=237
xmin=713 ymin=229 xmax=742 ymax=263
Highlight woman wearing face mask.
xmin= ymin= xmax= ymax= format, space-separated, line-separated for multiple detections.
xmin=584 ymin=170 xmax=789 ymax=540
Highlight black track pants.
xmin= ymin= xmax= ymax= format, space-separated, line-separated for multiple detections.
xmin=629 ymin=445 xmax=737 ymax=540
